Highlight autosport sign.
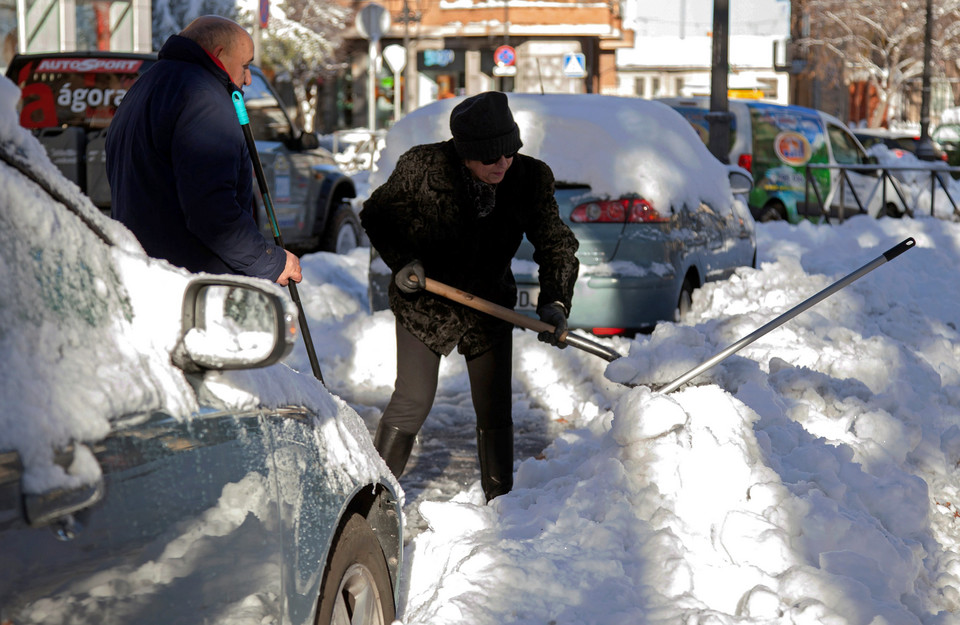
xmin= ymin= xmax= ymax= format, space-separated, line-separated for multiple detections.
xmin=35 ymin=58 xmax=144 ymax=73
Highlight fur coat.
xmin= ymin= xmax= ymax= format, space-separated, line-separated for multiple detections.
xmin=361 ymin=139 xmax=579 ymax=358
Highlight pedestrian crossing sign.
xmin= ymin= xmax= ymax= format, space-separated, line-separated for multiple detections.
xmin=562 ymin=53 xmax=586 ymax=78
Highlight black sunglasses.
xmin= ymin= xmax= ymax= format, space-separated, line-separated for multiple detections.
xmin=480 ymin=152 xmax=517 ymax=166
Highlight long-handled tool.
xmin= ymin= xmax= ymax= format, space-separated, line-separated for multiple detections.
xmin=231 ymin=91 xmax=324 ymax=384
xmin=417 ymin=276 xmax=623 ymax=362
xmin=656 ymin=237 xmax=916 ymax=394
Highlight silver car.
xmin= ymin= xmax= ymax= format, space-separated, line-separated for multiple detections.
xmin=0 ymin=75 xmax=401 ymax=625
xmin=368 ymin=93 xmax=756 ymax=335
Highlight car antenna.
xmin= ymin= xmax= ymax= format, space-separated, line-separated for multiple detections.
xmin=231 ymin=90 xmax=325 ymax=385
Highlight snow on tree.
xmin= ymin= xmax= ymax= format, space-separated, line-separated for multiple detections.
xmin=152 ymin=0 xmax=349 ymax=132
xmin=797 ymin=0 xmax=960 ymax=127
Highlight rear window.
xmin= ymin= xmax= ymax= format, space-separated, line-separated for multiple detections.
xmin=8 ymin=56 xmax=153 ymax=130
xmin=669 ymin=106 xmax=738 ymax=149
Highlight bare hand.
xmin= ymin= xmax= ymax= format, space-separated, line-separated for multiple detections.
xmin=276 ymin=249 xmax=302 ymax=286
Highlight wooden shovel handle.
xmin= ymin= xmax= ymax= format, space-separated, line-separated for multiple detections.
xmin=422 ymin=277 xmax=557 ymax=335
xmin=411 ymin=275 xmax=623 ymax=363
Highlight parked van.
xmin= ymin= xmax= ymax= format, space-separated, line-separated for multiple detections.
xmin=659 ymin=98 xmax=906 ymax=222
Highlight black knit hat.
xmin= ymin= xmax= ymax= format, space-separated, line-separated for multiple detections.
xmin=449 ymin=91 xmax=523 ymax=162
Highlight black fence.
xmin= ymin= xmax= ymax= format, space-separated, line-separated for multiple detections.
xmin=803 ymin=163 xmax=960 ymax=221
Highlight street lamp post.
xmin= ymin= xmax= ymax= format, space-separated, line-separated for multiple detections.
xmin=706 ymin=0 xmax=732 ymax=164
xmin=916 ymin=0 xmax=937 ymax=161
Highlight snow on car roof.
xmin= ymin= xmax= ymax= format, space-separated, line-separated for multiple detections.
xmin=372 ymin=93 xmax=735 ymax=213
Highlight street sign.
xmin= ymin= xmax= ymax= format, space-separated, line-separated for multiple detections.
xmin=493 ymin=65 xmax=517 ymax=77
xmin=562 ymin=52 xmax=586 ymax=78
xmin=356 ymin=3 xmax=390 ymax=42
xmin=494 ymin=45 xmax=516 ymax=67
xmin=383 ymin=44 xmax=406 ymax=73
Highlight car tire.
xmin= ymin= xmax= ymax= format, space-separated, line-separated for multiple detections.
xmin=321 ymin=202 xmax=361 ymax=254
xmin=315 ymin=512 xmax=395 ymax=625
xmin=674 ymin=278 xmax=694 ymax=323
xmin=877 ymin=202 xmax=901 ymax=219
xmin=757 ymin=201 xmax=786 ymax=222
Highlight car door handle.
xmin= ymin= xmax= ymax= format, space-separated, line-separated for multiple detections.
xmin=24 ymin=479 xmax=104 ymax=527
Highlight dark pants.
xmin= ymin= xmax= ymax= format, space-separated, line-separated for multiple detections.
xmin=380 ymin=322 xmax=513 ymax=435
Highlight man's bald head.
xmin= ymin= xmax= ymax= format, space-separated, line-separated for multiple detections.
xmin=180 ymin=15 xmax=253 ymax=88
xmin=181 ymin=15 xmax=249 ymax=55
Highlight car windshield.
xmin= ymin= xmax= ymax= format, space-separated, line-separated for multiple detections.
xmin=244 ymin=71 xmax=292 ymax=142
xmin=827 ymin=124 xmax=867 ymax=165
xmin=8 ymin=56 xmax=152 ymax=130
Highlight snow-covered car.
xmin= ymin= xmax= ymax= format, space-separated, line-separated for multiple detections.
xmin=0 ymin=75 xmax=400 ymax=625
xmin=932 ymin=123 xmax=960 ymax=169
xmin=854 ymin=128 xmax=949 ymax=162
xmin=5 ymin=51 xmax=361 ymax=254
xmin=368 ymin=93 xmax=756 ymax=335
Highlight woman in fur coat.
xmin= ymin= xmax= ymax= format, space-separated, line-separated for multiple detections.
xmin=360 ymin=91 xmax=579 ymax=502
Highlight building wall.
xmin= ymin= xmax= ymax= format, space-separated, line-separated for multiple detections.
xmin=336 ymin=0 xmax=630 ymax=131
xmin=2 ymin=0 xmax=150 ymax=71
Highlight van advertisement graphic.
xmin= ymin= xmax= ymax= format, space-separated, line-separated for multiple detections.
xmin=774 ymin=131 xmax=812 ymax=166
xmin=749 ymin=105 xmax=830 ymax=220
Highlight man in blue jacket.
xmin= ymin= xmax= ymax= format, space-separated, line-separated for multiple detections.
xmin=107 ymin=15 xmax=301 ymax=285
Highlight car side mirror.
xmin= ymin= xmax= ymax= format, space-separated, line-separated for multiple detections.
xmin=727 ymin=168 xmax=753 ymax=195
xmin=173 ymin=278 xmax=297 ymax=372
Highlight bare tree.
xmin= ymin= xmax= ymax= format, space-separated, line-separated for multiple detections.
xmin=797 ymin=0 xmax=960 ymax=127
xmin=239 ymin=0 xmax=350 ymax=132
xmin=152 ymin=0 xmax=350 ymax=132
xmin=153 ymin=0 xmax=239 ymax=51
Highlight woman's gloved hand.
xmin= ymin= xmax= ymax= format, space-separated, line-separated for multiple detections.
xmin=537 ymin=301 xmax=568 ymax=348
xmin=395 ymin=259 xmax=426 ymax=294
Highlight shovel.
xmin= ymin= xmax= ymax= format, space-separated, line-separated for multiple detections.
xmin=414 ymin=236 xmax=916 ymax=393
xmin=231 ymin=90 xmax=324 ymax=384
xmin=414 ymin=276 xmax=623 ymax=362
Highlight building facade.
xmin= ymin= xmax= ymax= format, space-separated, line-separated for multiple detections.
xmin=329 ymin=0 xmax=633 ymax=132
xmin=1 ymin=0 xmax=150 ymax=72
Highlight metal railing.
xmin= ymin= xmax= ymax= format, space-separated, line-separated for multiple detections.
xmin=803 ymin=162 xmax=960 ymax=221
xmin=329 ymin=129 xmax=387 ymax=173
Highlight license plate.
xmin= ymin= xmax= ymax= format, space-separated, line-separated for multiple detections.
xmin=516 ymin=285 xmax=540 ymax=311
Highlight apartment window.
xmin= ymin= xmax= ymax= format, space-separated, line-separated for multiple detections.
xmin=634 ymin=77 xmax=645 ymax=97
xmin=674 ymin=76 xmax=684 ymax=96
xmin=651 ymin=77 xmax=660 ymax=97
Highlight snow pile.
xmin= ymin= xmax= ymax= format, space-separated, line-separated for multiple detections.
xmin=356 ymin=217 xmax=959 ymax=625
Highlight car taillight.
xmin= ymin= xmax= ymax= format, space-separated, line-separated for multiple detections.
xmin=942 ymin=153 xmax=949 ymax=162
xmin=592 ymin=328 xmax=625 ymax=336
xmin=738 ymin=153 xmax=752 ymax=173
xmin=570 ymin=198 xmax=668 ymax=223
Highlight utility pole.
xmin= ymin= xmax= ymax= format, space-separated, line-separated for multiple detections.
xmin=706 ymin=0 xmax=732 ymax=163
xmin=915 ymin=0 xmax=937 ymax=161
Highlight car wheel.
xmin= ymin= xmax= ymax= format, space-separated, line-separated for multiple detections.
xmin=321 ymin=202 xmax=361 ymax=254
xmin=757 ymin=201 xmax=786 ymax=222
xmin=674 ymin=278 xmax=694 ymax=323
xmin=316 ymin=512 xmax=395 ymax=625
xmin=877 ymin=202 xmax=901 ymax=219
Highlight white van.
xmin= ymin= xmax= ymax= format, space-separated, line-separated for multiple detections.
xmin=659 ymin=97 xmax=907 ymax=222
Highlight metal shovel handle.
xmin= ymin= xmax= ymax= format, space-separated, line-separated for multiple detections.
xmin=418 ymin=276 xmax=623 ymax=362
xmin=656 ymin=237 xmax=916 ymax=394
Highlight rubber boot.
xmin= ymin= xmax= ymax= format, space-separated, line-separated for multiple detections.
xmin=477 ymin=425 xmax=514 ymax=502
xmin=374 ymin=422 xmax=416 ymax=478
